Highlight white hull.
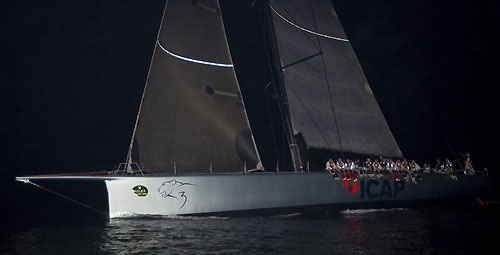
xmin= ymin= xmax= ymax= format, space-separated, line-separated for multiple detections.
xmin=105 ymin=172 xmax=489 ymax=218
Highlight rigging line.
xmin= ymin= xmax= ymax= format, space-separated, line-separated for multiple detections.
xmin=126 ymin=0 xmax=170 ymax=167
xmin=308 ymin=0 xmax=344 ymax=157
xmin=273 ymin=1 xmax=320 ymax=52
xmin=264 ymin=82 xmax=280 ymax=164
xmin=24 ymin=180 xmax=108 ymax=215
xmin=191 ymin=0 xmax=220 ymax=15
xmin=257 ymin=0 xmax=291 ymax=166
xmin=282 ymin=51 xmax=322 ymax=69
xmin=157 ymin=40 xmax=233 ymax=68
xmin=258 ymin=3 xmax=280 ymax=164
xmin=270 ymin=4 xmax=349 ymax=42
xmin=272 ymin=1 xmax=353 ymax=75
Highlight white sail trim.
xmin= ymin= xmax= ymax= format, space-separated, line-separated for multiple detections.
xmin=157 ymin=40 xmax=234 ymax=68
xmin=270 ymin=5 xmax=349 ymax=42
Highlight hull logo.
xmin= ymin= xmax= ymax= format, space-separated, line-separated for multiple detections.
xmin=158 ymin=179 xmax=194 ymax=209
xmin=342 ymin=180 xmax=406 ymax=199
xmin=359 ymin=180 xmax=405 ymax=199
xmin=133 ymin=185 xmax=148 ymax=197
xmin=342 ymin=178 xmax=359 ymax=194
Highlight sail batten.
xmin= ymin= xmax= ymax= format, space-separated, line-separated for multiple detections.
xmin=131 ymin=0 xmax=260 ymax=173
xmin=157 ymin=40 xmax=234 ymax=68
xmin=270 ymin=4 xmax=348 ymax=42
xmin=270 ymin=0 xmax=403 ymax=158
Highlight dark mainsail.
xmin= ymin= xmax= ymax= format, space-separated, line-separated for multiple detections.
xmin=128 ymin=0 xmax=260 ymax=173
xmin=269 ymin=0 xmax=403 ymax=158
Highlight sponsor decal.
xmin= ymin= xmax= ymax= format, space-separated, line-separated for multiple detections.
xmin=344 ymin=179 xmax=406 ymax=199
xmin=158 ymin=179 xmax=194 ymax=209
xmin=133 ymin=185 xmax=149 ymax=197
xmin=342 ymin=178 xmax=359 ymax=194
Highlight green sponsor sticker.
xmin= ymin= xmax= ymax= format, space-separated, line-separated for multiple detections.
xmin=133 ymin=185 xmax=148 ymax=197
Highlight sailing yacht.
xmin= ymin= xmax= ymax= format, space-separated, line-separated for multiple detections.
xmin=16 ymin=0 xmax=491 ymax=218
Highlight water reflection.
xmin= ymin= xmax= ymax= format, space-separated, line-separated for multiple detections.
xmin=4 ymin=207 xmax=494 ymax=255
xmin=98 ymin=211 xmax=417 ymax=254
xmin=6 ymin=225 xmax=103 ymax=255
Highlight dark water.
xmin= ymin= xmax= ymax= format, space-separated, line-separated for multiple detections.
xmin=2 ymin=206 xmax=498 ymax=255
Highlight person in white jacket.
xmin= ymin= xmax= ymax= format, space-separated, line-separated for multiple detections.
xmin=326 ymin=158 xmax=334 ymax=172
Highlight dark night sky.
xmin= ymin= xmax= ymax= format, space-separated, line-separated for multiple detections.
xmin=2 ymin=0 xmax=499 ymax=171
xmin=1 ymin=0 xmax=499 ymax=226
xmin=333 ymin=0 xmax=499 ymax=169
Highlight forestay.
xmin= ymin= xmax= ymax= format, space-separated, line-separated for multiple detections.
xmin=129 ymin=0 xmax=260 ymax=173
xmin=270 ymin=0 xmax=403 ymax=158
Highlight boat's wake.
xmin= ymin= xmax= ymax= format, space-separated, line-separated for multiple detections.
xmin=110 ymin=212 xmax=229 ymax=220
xmin=265 ymin=213 xmax=302 ymax=219
xmin=111 ymin=209 xmax=411 ymax=220
xmin=340 ymin=208 xmax=409 ymax=214
xmin=163 ymin=215 xmax=230 ymax=220
xmin=111 ymin=212 xmax=305 ymax=220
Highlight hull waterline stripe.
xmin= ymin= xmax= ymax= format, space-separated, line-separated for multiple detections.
xmin=157 ymin=40 xmax=233 ymax=68
xmin=270 ymin=5 xmax=349 ymax=42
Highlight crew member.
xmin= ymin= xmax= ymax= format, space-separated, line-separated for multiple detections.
xmin=402 ymin=158 xmax=409 ymax=172
xmin=336 ymin=158 xmax=345 ymax=171
xmin=395 ymin=159 xmax=402 ymax=171
xmin=336 ymin=158 xmax=347 ymax=180
xmin=436 ymin=159 xmax=445 ymax=173
xmin=326 ymin=158 xmax=334 ymax=172
xmin=462 ymin=152 xmax=474 ymax=175
xmin=373 ymin=159 xmax=382 ymax=177
xmin=445 ymin=158 xmax=457 ymax=180
xmin=365 ymin=158 xmax=372 ymax=176
xmin=445 ymin=158 xmax=453 ymax=173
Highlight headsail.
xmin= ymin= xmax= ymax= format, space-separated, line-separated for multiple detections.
xmin=128 ymin=0 xmax=261 ymax=173
xmin=270 ymin=0 xmax=403 ymax=158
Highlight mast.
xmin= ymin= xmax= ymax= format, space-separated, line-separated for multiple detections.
xmin=258 ymin=0 xmax=301 ymax=172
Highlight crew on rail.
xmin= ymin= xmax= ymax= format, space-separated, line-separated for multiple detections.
xmin=324 ymin=152 xmax=477 ymax=181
